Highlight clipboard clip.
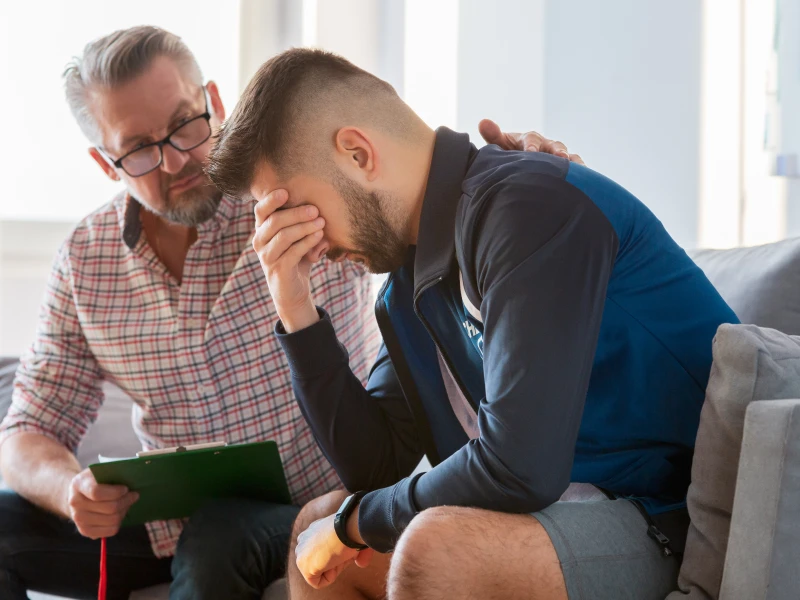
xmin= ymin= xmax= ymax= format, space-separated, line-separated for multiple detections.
xmin=136 ymin=441 xmax=226 ymax=458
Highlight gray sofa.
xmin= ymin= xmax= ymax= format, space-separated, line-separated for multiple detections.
xmin=3 ymin=236 xmax=800 ymax=600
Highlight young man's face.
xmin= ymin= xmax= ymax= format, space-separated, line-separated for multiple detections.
xmin=88 ymin=56 xmax=225 ymax=226
xmin=251 ymin=163 xmax=408 ymax=274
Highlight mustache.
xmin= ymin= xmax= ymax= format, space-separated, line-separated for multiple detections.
xmin=163 ymin=162 xmax=207 ymax=189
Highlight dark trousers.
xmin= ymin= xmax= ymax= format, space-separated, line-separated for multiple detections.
xmin=0 ymin=491 xmax=299 ymax=600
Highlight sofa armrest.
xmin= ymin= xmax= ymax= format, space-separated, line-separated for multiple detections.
xmin=720 ymin=399 xmax=800 ymax=600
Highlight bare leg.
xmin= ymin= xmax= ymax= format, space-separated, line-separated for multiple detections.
xmin=287 ymin=491 xmax=390 ymax=600
xmin=387 ymin=506 xmax=567 ymax=600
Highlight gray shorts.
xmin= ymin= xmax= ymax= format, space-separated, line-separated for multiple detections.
xmin=534 ymin=499 xmax=683 ymax=600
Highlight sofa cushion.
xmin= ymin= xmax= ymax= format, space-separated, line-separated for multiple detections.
xmin=0 ymin=357 xmax=18 ymax=423
xmin=666 ymin=324 xmax=800 ymax=600
xmin=688 ymin=237 xmax=800 ymax=335
xmin=719 ymin=400 xmax=800 ymax=599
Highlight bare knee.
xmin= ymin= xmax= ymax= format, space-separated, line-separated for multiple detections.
xmin=292 ymin=490 xmax=349 ymax=542
xmin=388 ymin=506 xmax=470 ymax=599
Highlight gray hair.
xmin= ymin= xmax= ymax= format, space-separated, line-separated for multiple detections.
xmin=63 ymin=25 xmax=203 ymax=145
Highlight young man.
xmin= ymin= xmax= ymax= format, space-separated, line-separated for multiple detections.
xmin=208 ymin=49 xmax=738 ymax=600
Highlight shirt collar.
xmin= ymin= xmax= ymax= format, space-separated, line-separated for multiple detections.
xmin=412 ymin=127 xmax=476 ymax=296
xmin=115 ymin=192 xmax=241 ymax=250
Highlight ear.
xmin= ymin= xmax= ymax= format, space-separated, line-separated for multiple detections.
xmin=205 ymin=81 xmax=225 ymax=123
xmin=88 ymin=147 xmax=121 ymax=181
xmin=334 ymin=127 xmax=379 ymax=183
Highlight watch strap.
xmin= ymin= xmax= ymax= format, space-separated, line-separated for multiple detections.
xmin=334 ymin=491 xmax=368 ymax=550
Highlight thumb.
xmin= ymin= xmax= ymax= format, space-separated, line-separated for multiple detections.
xmin=478 ymin=119 xmax=502 ymax=144
xmin=355 ymin=547 xmax=374 ymax=568
xmin=121 ymin=491 xmax=140 ymax=512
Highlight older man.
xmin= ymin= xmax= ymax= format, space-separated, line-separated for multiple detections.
xmin=0 ymin=26 xmax=564 ymax=600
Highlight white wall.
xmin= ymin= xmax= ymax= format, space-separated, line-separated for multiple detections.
xmin=456 ymin=0 xmax=546 ymax=144
xmin=777 ymin=0 xmax=800 ymax=238
xmin=543 ymin=0 xmax=703 ymax=248
xmin=457 ymin=0 xmax=703 ymax=248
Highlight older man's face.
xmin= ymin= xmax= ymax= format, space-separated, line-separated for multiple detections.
xmin=89 ymin=55 xmax=224 ymax=226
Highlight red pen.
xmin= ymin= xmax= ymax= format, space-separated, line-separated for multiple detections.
xmin=98 ymin=537 xmax=107 ymax=600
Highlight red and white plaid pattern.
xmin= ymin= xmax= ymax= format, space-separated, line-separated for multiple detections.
xmin=0 ymin=193 xmax=380 ymax=557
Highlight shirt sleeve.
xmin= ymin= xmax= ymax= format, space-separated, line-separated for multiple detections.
xmin=276 ymin=308 xmax=423 ymax=493
xmin=0 ymin=245 xmax=104 ymax=453
xmin=357 ymin=173 xmax=619 ymax=552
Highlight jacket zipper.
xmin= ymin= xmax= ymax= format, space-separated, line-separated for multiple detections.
xmin=628 ymin=497 xmax=673 ymax=557
xmin=374 ymin=274 xmax=442 ymax=466
xmin=413 ymin=276 xmax=480 ymax=415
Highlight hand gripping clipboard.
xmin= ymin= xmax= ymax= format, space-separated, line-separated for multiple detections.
xmin=89 ymin=441 xmax=291 ymax=526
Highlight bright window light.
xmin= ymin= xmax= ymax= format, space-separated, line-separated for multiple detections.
xmin=403 ymin=0 xmax=458 ymax=130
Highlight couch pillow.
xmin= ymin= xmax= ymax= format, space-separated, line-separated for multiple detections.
xmin=688 ymin=237 xmax=800 ymax=335
xmin=666 ymin=324 xmax=800 ymax=600
xmin=719 ymin=399 xmax=800 ymax=599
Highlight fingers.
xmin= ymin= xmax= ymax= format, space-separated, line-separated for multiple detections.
xmin=74 ymin=470 xmax=128 ymax=502
xmin=539 ymin=137 xmax=570 ymax=159
xmin=254 ymin=189 xmax=290 ymax=228
xmin=68 ymin=470 xmax=139 ymax=539
xmin=569 ymin=153 xmax=585 ymax=165
xmin=70 ymin=491 xmax=139 ymax=517
xmin=305 ymin=238 xmax=331 ymax=264
xmin=308 ymin=561 xmax=351 ymax=589
xmin=276 ymin=231 xmax=325 ymax=272
xmin=520 ymin=131 xmax=546 ymax=153
xmin=70 ymin=494 xmax=137 ymax=539
xmin=77 ymin=524 xmax=123 ymax=540
xmin=254 ymin=217 xmax=326 ymax=265
xmin=255 ymin=205 xmax=319 ymax=250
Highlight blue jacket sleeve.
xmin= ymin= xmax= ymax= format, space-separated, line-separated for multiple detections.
xmin=275 ymin=309 xmax=423 ymax=492
xmin=356 ymin=174 xmax=619 ymax=552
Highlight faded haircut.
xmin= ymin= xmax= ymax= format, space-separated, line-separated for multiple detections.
xmin=63 ymin=25 xmax=203 ymax=144
xmin=207 ymin=47 xmax=424 ymax=200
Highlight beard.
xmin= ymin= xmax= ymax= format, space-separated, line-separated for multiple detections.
xmin=329 ymin=171 xmax=408 ymax=274
xmin=139 ymin=161 xmax=223 ymax=227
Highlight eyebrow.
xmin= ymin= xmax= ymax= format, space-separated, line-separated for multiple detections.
xmin=118 ymin=98 xmax=195 ymax=152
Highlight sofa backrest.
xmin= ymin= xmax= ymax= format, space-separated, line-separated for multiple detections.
xmin=688 ymin=236 xmax=800 ymax=335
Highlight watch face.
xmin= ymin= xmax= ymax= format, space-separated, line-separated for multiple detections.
xmin=337 ymin=495 xmax=354 ymax=516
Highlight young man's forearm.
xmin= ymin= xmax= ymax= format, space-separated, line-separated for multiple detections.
xmin=0 ymin=432 xmax=80 ymax=518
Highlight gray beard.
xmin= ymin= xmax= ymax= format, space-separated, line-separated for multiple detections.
xmin=141 ymin=185 xmax=223 ymax=227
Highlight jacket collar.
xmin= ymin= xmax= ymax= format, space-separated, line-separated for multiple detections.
xmin=413 ymin=127 xmax=475 ymax=297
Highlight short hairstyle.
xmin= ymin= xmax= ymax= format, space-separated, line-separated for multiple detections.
xmin=63 ymin=25 xmax=203 ymax=144
xmin=207 ymin=48 xmax=422 ymax=200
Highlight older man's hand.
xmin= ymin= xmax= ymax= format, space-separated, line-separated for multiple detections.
xmin=479 ymin=119 xmax=585 ymax=165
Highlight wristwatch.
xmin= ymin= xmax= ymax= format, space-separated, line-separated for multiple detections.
xmin=334 ymin=491 xmax=368 ymax=550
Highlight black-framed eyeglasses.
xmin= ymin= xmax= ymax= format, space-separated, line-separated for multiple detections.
xmin=99 ymin=94 xmax=212 ymax=178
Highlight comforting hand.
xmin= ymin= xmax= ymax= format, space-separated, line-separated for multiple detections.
xmin=296 ymin=513 xmax=373 ymax=589
xmin=65 ymin=468 xmax=139 ymax=539
xmin=253 ymin=189 xmax=326 ymax=332
xmin=479 ymin=119 xmax=585 ymax=165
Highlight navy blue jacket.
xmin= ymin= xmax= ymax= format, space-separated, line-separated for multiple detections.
xmin=277 ymin=127 xmax=738 ymax=553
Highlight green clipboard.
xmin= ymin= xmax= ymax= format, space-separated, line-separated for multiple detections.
xmin=89 ymin=441 xmax=291 ymax=526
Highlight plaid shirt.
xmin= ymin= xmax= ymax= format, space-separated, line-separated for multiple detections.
xmin=0 ymin=193 xmax=379 ymax=557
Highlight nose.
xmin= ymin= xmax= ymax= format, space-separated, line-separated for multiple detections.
xmin=160 ymin=144 xmax=190 ymax=174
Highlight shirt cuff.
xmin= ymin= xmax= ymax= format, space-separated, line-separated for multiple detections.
xmin=357 ymin=473 xmax=424 ymax=553
xmin=274 ymin=307 xmax=350 ymax=379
